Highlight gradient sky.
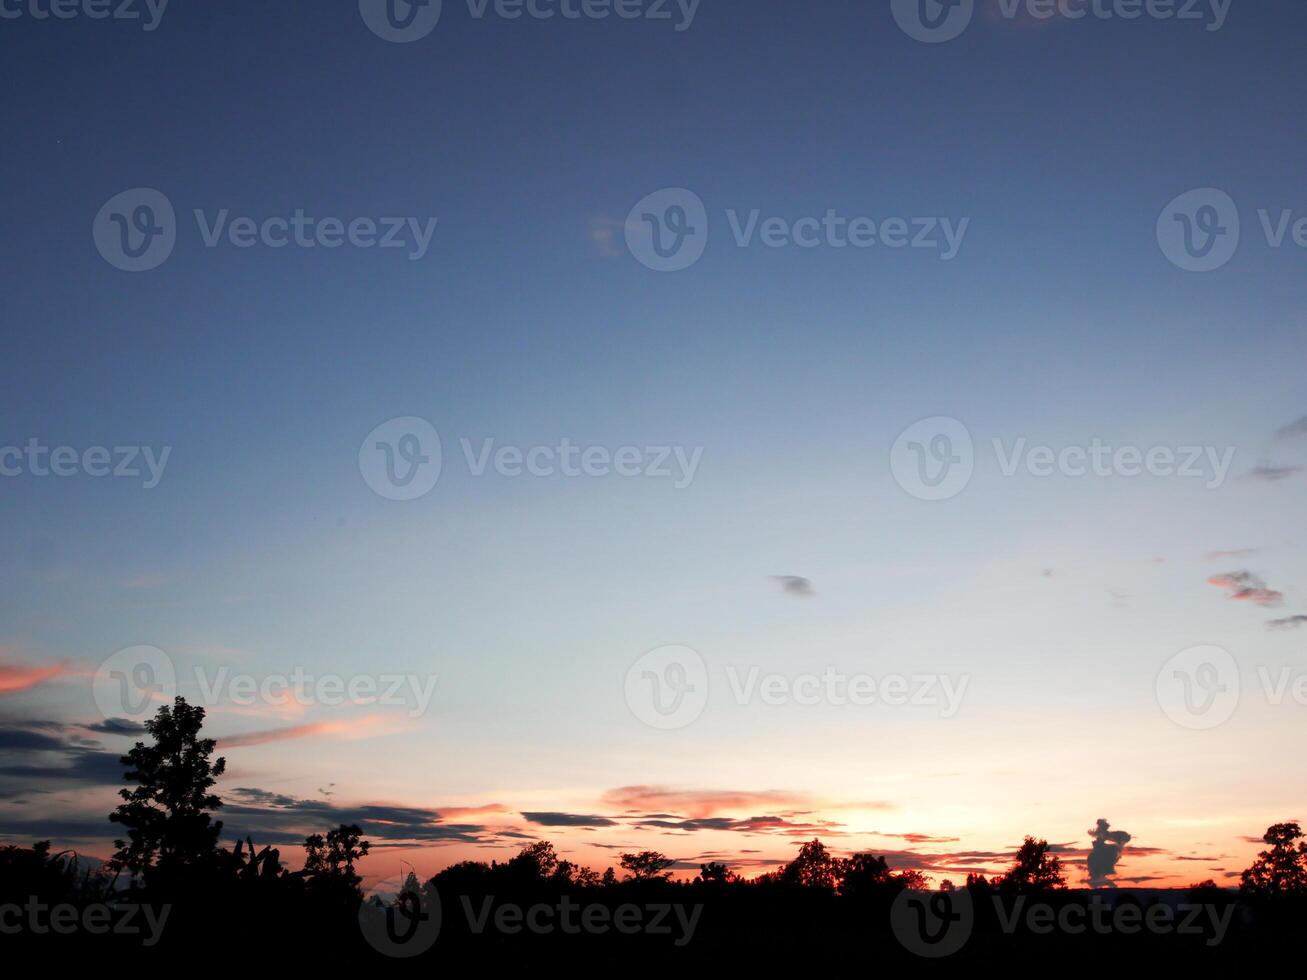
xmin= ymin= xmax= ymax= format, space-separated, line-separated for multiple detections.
xmin=2 ymin=0 xmax=1307 ymax=890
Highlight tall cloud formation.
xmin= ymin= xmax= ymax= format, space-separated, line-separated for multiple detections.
xmin=1208 ymin=571 xmax=1284 ymax=606
xmin=1086 ymin=818 xmax=1132 ymax=888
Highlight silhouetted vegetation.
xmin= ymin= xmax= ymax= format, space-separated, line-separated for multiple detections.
xmin=1 ymin=697 xmax=1303 ymax=965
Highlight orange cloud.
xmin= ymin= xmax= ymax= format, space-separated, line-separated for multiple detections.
xmin=216 ymin=714 xmax=402 ymax=748
xmin=0 ymin=660 xmax=65 ymax=695
xmin=601 ymin=786 xmax=810 ymax=819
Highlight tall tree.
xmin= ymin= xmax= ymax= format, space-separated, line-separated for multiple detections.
xmin=781 ymin=839 xmax=841 ymax=890
xmin=1241 ymin=822 xmax=1307 ymax=898
xmin=1000 ymin=836 xmax=1066 ymax=892
xmin=303 ymin=824 xmax=371 ymax=892
xmin=109 ymin=697 xmax=225 ymax=881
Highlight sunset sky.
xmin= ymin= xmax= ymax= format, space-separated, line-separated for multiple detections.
xmin=3 ymin=1 xmax=1307 ymax=891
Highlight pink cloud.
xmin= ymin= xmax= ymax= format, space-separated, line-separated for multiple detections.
xmin=0 ymin=658 xmax=65 ymax=695
xmin=602 ymin=786 xmax=810 ymax=819
xmin=1208 ymin=571 xmax=1284 ymax=606
xmin=216 ymin=714 xmax=401 ymax=748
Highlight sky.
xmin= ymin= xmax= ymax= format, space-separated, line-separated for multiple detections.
xmin=2 ymin=0 xmax=1306 ymax=890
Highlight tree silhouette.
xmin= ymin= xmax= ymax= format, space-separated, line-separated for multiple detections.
xmin=1241 ymin=822 xmax=1307 ymax=898
xmin=303 ymin=831 xmax=371 ymax=888
xmin=696 ymin=861 xmax=735 ymax=885
xmin=508 ymin=840 xmax=560 ymax=879
xmin=620 ymin=850 xmax=675 ymax=881
xmin=838 ymin=851 xmax=892 ymax=897
xmin=108 ymin=697 xmax=226 ymax=882
xmin=1000 ymin=836 xmax=1066 ymax=892
xmin=780 ymin=839 xmax=841 ymax=890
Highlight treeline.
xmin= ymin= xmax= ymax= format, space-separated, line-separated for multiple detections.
xmin=3 ymin=698 xmax=1307 ymax=965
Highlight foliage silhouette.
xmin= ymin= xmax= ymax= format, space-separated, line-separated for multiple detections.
xmin=108 ymin=697 xmax=225 ymax=884
xmin=3 ymin=700 xmax=1304 ymax=965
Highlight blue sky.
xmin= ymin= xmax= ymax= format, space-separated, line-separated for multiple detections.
xmin=2 ymin=0 xmax=1307 ymax=886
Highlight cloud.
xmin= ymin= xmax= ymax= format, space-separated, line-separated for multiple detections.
xmin=1204 ymin=549 xmax=1260 ymax=560
xmin=0 ymin=749 xmax=125 ymax=785
xmin=1275 ymin=416 xmax=1307 ymax=440
xmin=1208 ymin=571 xmax=1284 ymax=606
xmin=587 ymin=216 xmax=623 ymax=258
xmin=221 ymin=787 xmax=501 ymax=846
xmin=0 ymin=661 xmax=65 ymax=695
xmin=216 ymin=714 xmax=401 ymax=748
xmin=1086 ymin=818 xmax=1132 ymax=888
xmin=602 ymin=786 xmax=809 ymax=819
xmin=771 ymin=576 xmax=815 ymax=598
xmin=521 ymin=812 xmax=618 ymax=828
xmin=1245 ymin=465 xmax=1301 ymax=482
xmin=631 ymin=813 xmax=844 ymax=836
xmin=1267 ymin=615 xmax=1307 ymax=631
xmin=84 ymin=718 xmax=146 ymax=736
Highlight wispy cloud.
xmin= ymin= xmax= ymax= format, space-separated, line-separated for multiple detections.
xmin=1275 ymin=416 xmax=1307 ymax=441
xmin=771 ymin=576 xmax=815 ymax=598
xmin=1208 ymin=571 xmax=1284 ymax=606
xmin=1245 ymin=464 xmax=1301 ymax=482
xmin=1267 ymin=615 xmax=1307 ymax=631
xmin=602 ymin=786 xmax=809 ymax=819
xmin=521 ymin=811 xmax=618 ymax=828
xmin=0 ymin=660 xmax=65 ymax=695
xmin=216 ymin=714 xmax=403 ymax=748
